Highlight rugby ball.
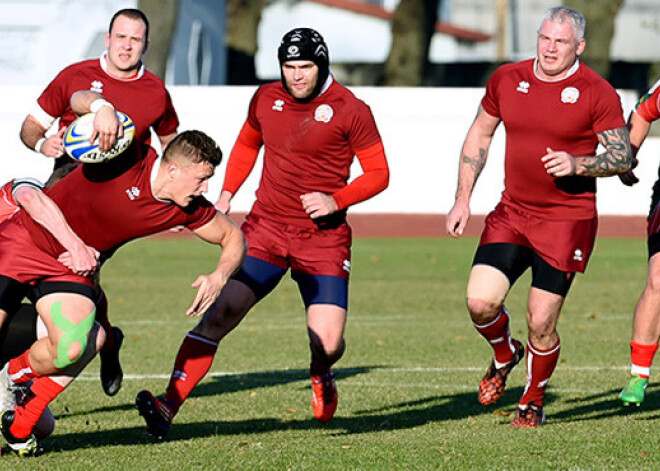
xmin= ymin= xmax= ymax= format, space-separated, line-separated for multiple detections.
xmin=63 ymin=111 xmax=135 ymax=163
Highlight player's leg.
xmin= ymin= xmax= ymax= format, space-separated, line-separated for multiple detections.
xmin=94 ymin=284 xmax=124 ymax=397
xmin=468 ymin=243 xmax=531 ymax=406
xmin=620 ymin=226 xmax=660 ymax=405
xmin=306 ymin=303 xmax=346 ymax=423
xmin=136 ymin=254 xmax=286 ymax=439
xmin=2 ymin=318 xmax=105 ymax=456
xmin=9 ymin=291 xmax=96 ymax=381
xmin=510 ymin=253 xmax=574 ymax=428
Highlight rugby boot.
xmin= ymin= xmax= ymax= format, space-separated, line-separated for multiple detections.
xmin=0 ymin=410 xmax=41 ymax=457
xmin=478 ymin=339 xmax=524 ymax=405
xmin=311 ymin=371 xmax=337 ymax=423
xmin=510 ymin=402 xmax=546 ymax=428
xmin=136 ymin=390 xmax=173 ymax=440
xmin=620 ymin=374 xmax=648 ymax=406
xmin=100 ymin=326 xmax=124 ymax=396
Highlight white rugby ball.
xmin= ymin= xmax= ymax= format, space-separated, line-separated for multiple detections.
xmin=63 ymin=111 xmax=135 ymax=163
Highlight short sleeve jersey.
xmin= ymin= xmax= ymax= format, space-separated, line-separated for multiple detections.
xmin=481 ymin=59 xmax=625 ymax=219
xmin=246 ymin=79 xmax=382 ymax=227
xmin=0 ymin=178 xmax=43 ymax=223
xmin=36 ymin=56 xmax=179 ymax=164
xmin=16 ymin=146 xmax=215 ymax=259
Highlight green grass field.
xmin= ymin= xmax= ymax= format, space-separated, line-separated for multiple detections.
xmin=6 ymin=236 xmax=660 ymax=470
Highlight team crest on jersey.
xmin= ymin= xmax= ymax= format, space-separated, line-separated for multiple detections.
xmin=561 ymin=87 xmax=580 ymax=104
xmin=91 ymin=80 xmax=104 ymax=93
xmin=125 ymin=186 xmax=140 ymax=200
xmin=342 ymin=259 xmax=351 ymax=273
xmin=314 ymin=104 xmax=333 ymax=123
xmin=516 ymin=81 xmax=530 ymax=93
xmin=272 ymin=99 xmax=284 ymax=112
xmin=573 ymin=248 xmax=583 ymax=262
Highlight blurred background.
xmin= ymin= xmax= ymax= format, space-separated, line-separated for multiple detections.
xmin=0 ymin=0 xmax=658 ymax=218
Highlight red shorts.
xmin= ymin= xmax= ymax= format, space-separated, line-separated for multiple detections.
xmin=479 ymin=201 xmax=598 ymax=273
xmin=0 ymin=218 xmax=93 ymax=288
xmin=241 ymin=213 xmax=352 ymax=280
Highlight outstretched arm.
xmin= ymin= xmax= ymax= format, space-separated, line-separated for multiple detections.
xmin=188 ymin=212 xmax=247 ymax=316
xmin=446 ymin=106 xmax=501 ymax=237
xmin=13 ymin=184 xmax=99 ymax=276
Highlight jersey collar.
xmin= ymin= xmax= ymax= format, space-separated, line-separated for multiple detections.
xmin=533 ymin=57 xmax=580 ymax=82
xmin=100 ymin=51 xmax=145 ymax=81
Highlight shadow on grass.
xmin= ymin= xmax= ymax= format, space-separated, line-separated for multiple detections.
xmin=551 ymin=384 xmax=660 ymax=423
xmin=43 ymin=366 xmax=535 ymax=454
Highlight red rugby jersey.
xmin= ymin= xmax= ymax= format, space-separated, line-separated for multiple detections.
xmin=35 ymin=55 xmax=178 ymax=148
xmin=635 ymin=78 xmax=660 ymax=122
xmin=241 ymin=79 xmax=382 ymax=227
xmin=15 ymin=146 xmax=215 ymax=259
xmin=482 ymin=59 xmax=625 ymax=219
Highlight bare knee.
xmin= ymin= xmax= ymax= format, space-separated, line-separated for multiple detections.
xmin=467 ymin=297 xmax=502 ymax=324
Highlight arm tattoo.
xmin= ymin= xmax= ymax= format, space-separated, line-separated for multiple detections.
xmin=577 ymin=126 xmax=632 ymax=177
xmin=461 ymin=147 xmax=487 ymax=178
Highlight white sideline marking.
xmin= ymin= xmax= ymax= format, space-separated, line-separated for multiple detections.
xmin=74 ymin=364 xmax=629 ymax=381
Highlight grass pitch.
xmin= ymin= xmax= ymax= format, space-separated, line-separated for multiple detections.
xmin=6 ymin=236 xmax=660 ymax=470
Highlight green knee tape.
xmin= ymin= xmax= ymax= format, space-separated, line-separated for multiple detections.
xmin=50 ymin=301 xmax=96 ymax=368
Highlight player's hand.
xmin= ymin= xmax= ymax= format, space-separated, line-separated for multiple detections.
xmin=215 ymin=191 xmax=233 ymax=214
xmin=91 ymin=106 xmax=122 ymax=152
xmin=57 ymin=243 xmax=100 ymax=276
xmin=186 ymin=272 xmax=227 ymax=317
xmin=542 ymin=147 xmax=576 ymax=177
xmin=40 ymin=128 xmax=66 ymax=158
xmin=446 ymin=200 xmax=470 ymax=237
xmin=300 ymin=192 xmax=338 ymax=219
xmin=618 ymin=156 xmax=639 ymax=186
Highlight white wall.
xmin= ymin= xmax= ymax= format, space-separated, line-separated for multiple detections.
xmin=1 ymin=85 xmax=656 ymax=216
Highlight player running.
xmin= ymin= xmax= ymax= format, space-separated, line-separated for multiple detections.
xmin=135 ymin=27 xmax=389 ymax=439
xmin=446 ymin=6 xmax=631 ymax=427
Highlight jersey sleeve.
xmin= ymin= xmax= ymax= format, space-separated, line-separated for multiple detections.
xmin=635 ymin=78 xmax=660 ymax=123
xmin=590 ymin=80 xmax=626 ymax=133
xmin=182 ymin=198 xmax=217 ymax=231
xmin=481 ymin=67 xmax=504 ymax=118
xmin=222 ymin=121 xmax=263 ymax=195
xmin=35 ymin=65 xmax=76 ymax=126
xmin=347 ymin=100 xmax=382 ymax=154
xmin=246 ymin=86 xmax=264 ymax=132
xmin=152 ymin=88 xmax=180 ymax=137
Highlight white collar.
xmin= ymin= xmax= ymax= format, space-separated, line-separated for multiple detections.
xmin=533 ymin=57 xmax=580 ymax=82
xmin=150 ymin=154 xmax=168 ymax=202
xmin=100 ymin=51 xmax=145 ymax=81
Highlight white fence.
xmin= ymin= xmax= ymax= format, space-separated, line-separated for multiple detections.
xmin=0 ymin=86 xmax=656 ymax=216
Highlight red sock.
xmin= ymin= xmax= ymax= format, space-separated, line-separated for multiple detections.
xmin=11 ymin=377 xmax=64 ymax=439
xmin=164 ymin=332 xmax=218 ymax=414
xmin=630 ymin=342 xmax=659 ymax=378
xmin=8 ymin=350 xmax=38 ymax=385
xmin=520 ymin=338 xmax=561 ymax=407
xmin=473 ymin=307 xmax=516 ymax=365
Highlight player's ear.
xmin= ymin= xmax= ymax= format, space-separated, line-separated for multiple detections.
xmin=104 ymin=32 xmax=110 ymax=50
xmin=142 ymin=39 xmax=150 ymax=55
xmin=576 ymin=38 xmax=586 ymax=57
xmin=168 ymin=162 xmax=179 ymax=178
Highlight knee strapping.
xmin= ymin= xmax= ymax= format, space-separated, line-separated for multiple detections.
xmin=50 ymin=301 xmax=96 ymax=368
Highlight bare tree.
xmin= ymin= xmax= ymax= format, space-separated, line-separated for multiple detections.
xmin=138 ymin=0 xmax=179 ymax=79
xmin=383 ymin=0 xmax=440 ymax=86
xmin=564 ymin=0 xmax=624 ymax=79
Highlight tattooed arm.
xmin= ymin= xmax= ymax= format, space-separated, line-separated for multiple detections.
xmin=542 ymin=126 xmax=632 ymax=178
xmin=446 ymin=106 xmax=501 ymax=237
